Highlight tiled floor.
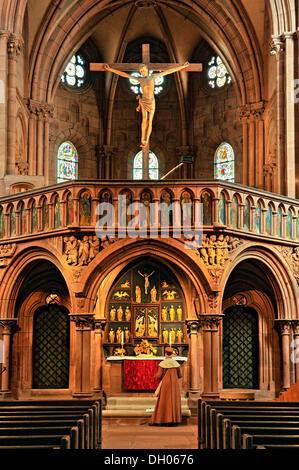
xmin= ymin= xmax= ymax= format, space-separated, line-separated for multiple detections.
xmin=102 ymin=418 xmax=198 ymax=449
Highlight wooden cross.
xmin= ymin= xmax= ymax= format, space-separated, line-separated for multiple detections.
xmin=90 ymin=44 xmax=202 ymax=180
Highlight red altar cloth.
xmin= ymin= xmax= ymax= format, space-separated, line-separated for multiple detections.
xmin=123 ymin=359 xmax=161 ymax=390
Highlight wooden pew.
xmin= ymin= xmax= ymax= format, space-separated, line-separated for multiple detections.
xmin=242 ymin=433 xmax=299 ymax=449
xmin=0 ymin=400 xmax=102 ymax=449
xmin=232 ymin=425 xmax=299 ymax=449
xmin=0 ymin=435 xmax=72 ymax=449
xmin=199 ymin=400 xmax=299 ymax=449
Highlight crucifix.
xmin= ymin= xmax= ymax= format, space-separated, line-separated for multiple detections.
xmin=90 ymin=44 xmax=202 ymax=180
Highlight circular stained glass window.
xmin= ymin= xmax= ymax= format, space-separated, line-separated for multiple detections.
xmin=207 ymin=56 xmax=231 ymax=89
xmin=61 ymin=54 xmax=87 ymax=88
xmin=129 ymin=72 xmax=165 ymax=95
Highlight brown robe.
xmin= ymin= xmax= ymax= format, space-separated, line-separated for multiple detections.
xmin=151 ymin=360 xmax=182 ymax=425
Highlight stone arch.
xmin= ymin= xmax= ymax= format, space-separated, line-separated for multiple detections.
xmin=84 ymin=238 xmax=211 ymax=318
xmin=219 ymin=244 xmax=299 ymax=321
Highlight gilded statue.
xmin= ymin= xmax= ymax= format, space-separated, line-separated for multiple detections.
xmin=135 ymin=285 xmax=142 ymax=303
xmin=124 ymin=327 xmax=130 ymax=343
xmin=110 ymin=306 xmax=116 ymax=322
xmin=162 ymin=306 xmax=168 ymax=321
xmin=169 ymin=305 xmax=175 ymax=322
xmin=116 ymin=326 xmax=122 ymax=343
xmin=170 ymin=328 xmax=176 ymax=345
xmin=150 ymin=285 xmax=157 ymax=302
xmin=162 ymin=328 xmax=169 ymax=343
xmin=104 ymin=62 xmax=189 ymax=146
xmin=176 ymin=328 xmax=183 ymax=343
xmin=177 ymin=305 xmax=182 ymax=321
xmin=117 ymin=306 xmax=123 ymax=321
xmin=109 ymin=328 xmax=115 ymax=343
xmin=125 ymin=306 xmax=131 ymax=321
xmin=138 ymin=270 xmax=155 ymax=294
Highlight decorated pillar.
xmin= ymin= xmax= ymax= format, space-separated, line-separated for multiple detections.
xmin=276 ymin=320 xmax=291 ymax=390
xmin=7 ymin=34 xmax=23 ymax=175
xmin=93 ymin=319 xmax=106 ymax=392
xmin=186 ymin=320 xmax=201 ymax=393
xmin=0 ymin=319 xmax=18 ymax=396
xmin=70 ymin=313 xmax=95 ymax=397
xmin=200 ymin=314 xmax=222 ymax=398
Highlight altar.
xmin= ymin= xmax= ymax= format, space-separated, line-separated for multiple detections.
xmin=106 ymin=356 xmax=187 ymax=391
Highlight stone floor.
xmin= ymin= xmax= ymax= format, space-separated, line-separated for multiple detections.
xmin=102 ymin=417 xmax=198 ymax=449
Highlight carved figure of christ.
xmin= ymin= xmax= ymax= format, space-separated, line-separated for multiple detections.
xmin=90 ymin=44 xmax=202 ymax=179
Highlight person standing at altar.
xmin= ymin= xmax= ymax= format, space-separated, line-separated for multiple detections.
xmin=150 ymin=347 xmax=182 ymax=426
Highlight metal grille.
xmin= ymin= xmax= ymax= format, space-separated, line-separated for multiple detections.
xmin=223 ymin=306 xmax=259 ymax=389
xmin=33 ymin=305 xmax=69 ymax=389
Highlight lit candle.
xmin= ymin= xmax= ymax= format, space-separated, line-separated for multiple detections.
xmin=121 ymin=331 xmax=124 ymax=346
xmin=169 ymin=333 xmax=172 ymax=347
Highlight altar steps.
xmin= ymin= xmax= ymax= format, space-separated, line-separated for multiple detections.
xmin=103 ymin=396 xmax=191 ymax=418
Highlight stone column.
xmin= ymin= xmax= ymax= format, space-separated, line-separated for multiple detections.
xmin=283 ymin=32 xmax=296 ymax=198
xmin=270 ymin=37 xmax=285 ymax=195
xmin=292 ymin=322 xmax=299 ymax=382
xmin=7 ymin=34 xmax=23 ymax=175
xmin=200 ymin=315 xmax=222 ymax=398
xmin=186 ymin=320 xmax=201 ymax=393
xmin=276 ymin=320 xmax=291 ymax=390
xmin=93 ymin=320 xmax=106 ymax=392
xmin=0 ymin=31 xmax=10 ymax=178
xmin=0 ymin=319 xmax=18 ymax=396
xmin=103 ymin=146 xmax=116 ymax=179
xmin=70 ymin=314 xmax=95 ymax=397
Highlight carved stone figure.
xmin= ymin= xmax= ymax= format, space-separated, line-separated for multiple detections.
xmin=124 ymin=327 xmax=130 ymax=343
xmin=177 ymin=306 xmax=182 ymax=321
xmin=78 ymin=235 xmax=90 ymax=266
xmin=64 ymin=236 xmax=78 ymax=265
xmin=169 ymin=305 xmax=175 ymax=321
xmin=176 ymin=328 xmax=183 ymax=343
xmin=116 ymin=326 xmax=122 ymax=343
xmin=162 ymin=328 xmax=169 ymax=343
xmin=110 ymin=306 xmax=116 ymax=322
xmin=150 ymin=285 xmax=157 ymax=302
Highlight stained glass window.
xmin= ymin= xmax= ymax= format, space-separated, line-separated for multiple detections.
xmin=201 ymin=191 xmax=212 ymax=225
xmin=208 ymin=56 xmax=231 ymax=89
xmin=218 ymin=192 xmax=226 ymax=225
xmin=20 ymin=203 xmax=26 ymax=235
xmin=265 ymin=204 xmax=272 ymax=236
xmin=286 ymin=209 xmax=293 ymax=239
xmin=254 ymin=202 xmax=262 ymax=234
xmin=129 ymin=72 xmax=165 ymax=95
xmin=243 ymin=198 xmax=250 ymax=231
xmin=9 ymin=207 xmax=16 ymax=237
xmin=230 ymin=196 xmax=239 ymax=228
xmin=31 ymin=201 xmax=38 ymax=233
xmin=61 ymin=54 xmax=87 ymax=88
xmin=57 ymin=141 xmax=78 ymax=183
xmin=133 ymin=150 xmax=159 ymax=180
xmin=42 ymin=199 xmax=49 ymax=231
xmin=276 ymin=206 xmax=283 ymax=237
xmin=214 ymin=142 xmax=235 ymax=182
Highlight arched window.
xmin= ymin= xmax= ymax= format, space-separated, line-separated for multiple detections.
xmin=207 ymin=56 xmax=231 ymax=89
xmin=61 ymin=53 xmax=87 ymax=88
xmin=223 ymin=306 xmax=259 ymax=389
xmin=133 ymin=150 xmax=159 ymax=180
xmin=33 ymin=304 xmax=69 ymax=389
xmin=57 ymin=141 xmax=78 ymax=183
xmin=214 ymin=142 xmax=235 ymax=182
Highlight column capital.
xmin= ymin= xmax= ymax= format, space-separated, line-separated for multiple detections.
xmin=0 ymin=318 xmax=18 ymax=333
xmin=69 ymin=313 xmax=95 ymax=329
xmin=199 ymin=314 xmax=223 ymax=330
xmin=283 ymin=31 xmax=296 ymax=41
xmin=26 ymin=99 xmax=54 ymax=119
xmin=7 ymin=34 xmax=24 ymax=58
xmin=275 ymin=319 xmax=292 ymax=334
xmin=94 ymin=319 xmax=107 ymax=331
xmin=185 ymin=320 xmax=201 ymax=334
xmin=292 ymin=321 xmax=299 ymax=335
xmin=270 ymin=36 xmax=285 ymax=56
xmin=0 ymin=30 xmax=10 ymax=40
xmin=239 ymin=101 xmax=265 ymax=121
xmin=103 ymin=145 xmax=117 ymax=158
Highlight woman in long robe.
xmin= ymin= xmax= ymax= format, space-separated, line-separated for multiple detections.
xmin=150 ymin=347 xmax=182 ymax=425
